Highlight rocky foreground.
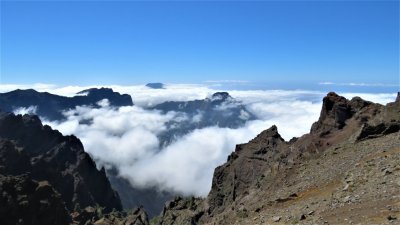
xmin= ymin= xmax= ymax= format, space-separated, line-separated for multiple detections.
xmin=0 ymin=92 xmax=399 ymax=225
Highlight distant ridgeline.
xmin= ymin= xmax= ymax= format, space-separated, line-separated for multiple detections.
xmin=0 ymin=88 xmax=134 ymax=120
xmin=152 ymin=92 xmax=256 ymax=146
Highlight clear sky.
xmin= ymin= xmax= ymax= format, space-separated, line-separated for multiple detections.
xmin=0 ymin=0 xmax=399 ymax=89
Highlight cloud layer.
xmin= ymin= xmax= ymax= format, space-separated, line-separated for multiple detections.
xmin=8 ymin=84 xmax=397 ymax=196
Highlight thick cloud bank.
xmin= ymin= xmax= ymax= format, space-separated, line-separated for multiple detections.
xmin=8 ymin=84 xmax=396 ymax=196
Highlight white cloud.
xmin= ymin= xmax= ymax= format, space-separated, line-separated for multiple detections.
xmin=4 ymin=83 xmax=398 ymax=196
xmin=119 ymin=126 xmax=258 ymax=196
xmin=13 ymin=106 xmax=38 ymax=115
xmin=319 ymin=81 xmax=398 ymax=87
xmin=41 ymin=92 xmax=325 ymax=196
xmin=204 ymin=80 xmax=249 ymax=84
xmin=340 ymin=92 xmax=397 ymax=105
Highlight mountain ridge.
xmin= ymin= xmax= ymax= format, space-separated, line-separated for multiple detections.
xmin=0 ymin=88 xmax=133 ymax=120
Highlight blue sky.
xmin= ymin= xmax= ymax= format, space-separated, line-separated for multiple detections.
xmin=0 ymin=0 xmax=399 ymax=91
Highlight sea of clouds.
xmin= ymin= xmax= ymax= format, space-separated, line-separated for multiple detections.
xmin=4 ymin=83 xmax=397 ymax=196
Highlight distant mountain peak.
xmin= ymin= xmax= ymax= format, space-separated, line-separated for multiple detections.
xmin=146 ymin=83 xmax=165 ymax=89
xmin=76 ymin=87 xmax=115 ymax=96
xmin=210 ymin=92 xmax=232 ymax=101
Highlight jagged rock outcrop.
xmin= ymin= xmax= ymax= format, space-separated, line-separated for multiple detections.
xmin=0 ymin=174 xmax=71 ymax=225
xmin=158 ymin=197 xmax=205 ymax=225
xmin=0 ymin=112 xmax=122 ymax=212
xmin=310 ymin=92 xmax=355 ymax=133
xmin=208 ymin=125 xmax=287 ymax=214
xmin=72 ymin=206 xmax=149 ymax=225
xmin=158 ymin=92 xmax=400 ymax=224
xmin=0 ymin=88 xmax=133 ymax=120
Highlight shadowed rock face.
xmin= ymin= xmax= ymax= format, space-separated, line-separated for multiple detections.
xmin=310 ymin=92 xmax=355 ymax=134
xmin=0 ymin=112 xmax=122 ymax=213
xmin=158 ymin=92 xmax=400 ymax=224
xmin=159 ymin=197 xmax=205 ymax=225
xmin=0 ymin=174 xmax=71 ymax=225
xmin=0 ymin=88 xmax=133 ymax=120
xmin=208 ymin=125 xmax=288 ymax=214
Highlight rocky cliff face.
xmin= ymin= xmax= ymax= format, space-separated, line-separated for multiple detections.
xmin=0 ymin=112 xmax=122 ymax=213
xmin=158 ymin=92 xmax=400 ymax=225
xmin=0 ymin=88 xmax=133 ymax=120
xmin=0 ymin=174 xmax=71 ymax=225
xmin=208 ymin=125 xmax=287 ymax=215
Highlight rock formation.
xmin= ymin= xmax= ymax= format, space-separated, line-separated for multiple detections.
xmin=0 ymin=112 xmax=122 ymax=213
xmin=0 ymin=174 xmax=71 ymax=225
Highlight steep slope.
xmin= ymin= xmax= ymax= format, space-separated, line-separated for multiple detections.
xmin=158 ymin=92 xmax=400 ymax=225
xmin=0 ymin=88 xmax=133 ymax=120
xmin=0 ymin=174 xmax=71 ymax=225
xmin=0 ymin=112 xmax=122 ymax=212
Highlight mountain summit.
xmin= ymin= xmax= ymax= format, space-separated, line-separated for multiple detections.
xmin=210 ymin=92 xmax=232 ymax=102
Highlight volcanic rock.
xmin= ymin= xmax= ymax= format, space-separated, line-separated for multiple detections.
xmin=0 ymin=174 xmax=71 ymax=225
xmin=0 ymin=112 xmax=122 ymax=212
